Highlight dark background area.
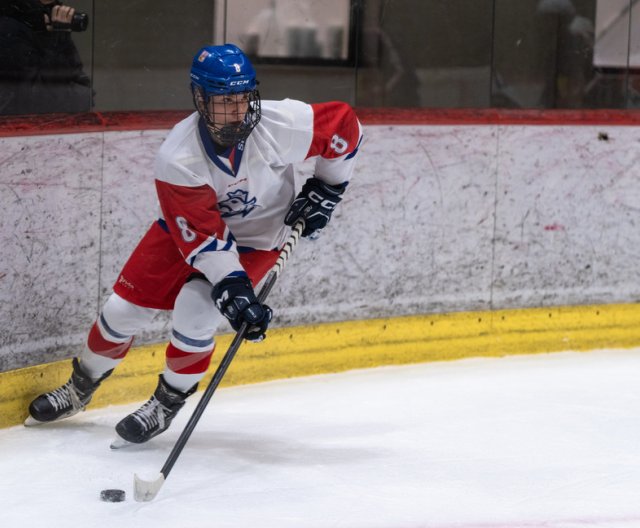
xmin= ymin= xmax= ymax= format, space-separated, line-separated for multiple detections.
xmin=4 ymin=0 xmax=639 ymax=113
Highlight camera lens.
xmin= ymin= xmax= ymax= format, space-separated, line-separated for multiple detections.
xmin=71 ymin=12 xmax=88 ymax=32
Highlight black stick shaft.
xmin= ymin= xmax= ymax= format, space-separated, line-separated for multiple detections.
xmin=158 ymin=221 xmax=304 ymax=480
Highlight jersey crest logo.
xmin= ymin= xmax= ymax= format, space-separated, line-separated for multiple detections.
xmin=218 ymin=189 xmax=258 ymax=218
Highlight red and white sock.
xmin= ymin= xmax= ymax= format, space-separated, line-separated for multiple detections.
xmin=162 ymin=329 xmax=215 ymax=393
xmin=80 ymin=315 xmax=133 ymax=381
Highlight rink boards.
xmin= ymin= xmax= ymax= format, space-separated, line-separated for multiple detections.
xmin=2 ymin=301 xmax=640 ymax=428
xmin=2 ymin=108 xmax=640 ymax=428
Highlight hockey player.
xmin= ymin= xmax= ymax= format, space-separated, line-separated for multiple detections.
xmin=26 ymin=43 xmax=362 ymax=445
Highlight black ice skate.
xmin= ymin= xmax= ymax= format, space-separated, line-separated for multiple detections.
xmin=25 ymin=358 xmax=113 ymax=426
xmin=111 ymin=375 xmax=196 ymax=448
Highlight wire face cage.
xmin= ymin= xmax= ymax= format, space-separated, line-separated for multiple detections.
xmin=193 ymin=87 xmax=262 ymax=146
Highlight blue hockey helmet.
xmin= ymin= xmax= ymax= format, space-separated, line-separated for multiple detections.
xmin=190 ymin=44 xmax=261 ymax=145
xmin=190 ymin=44 xmax=258 ymax=95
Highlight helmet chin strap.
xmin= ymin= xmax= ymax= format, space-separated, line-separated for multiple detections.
xmin=206 ymin=121 xmax=251 ymax=147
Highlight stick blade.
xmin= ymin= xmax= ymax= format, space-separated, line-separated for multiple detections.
xmin=133 ymin=472 xmax=165 ymax=502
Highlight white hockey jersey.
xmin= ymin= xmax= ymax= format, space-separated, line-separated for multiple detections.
xmin=154 ymin=98 xmax=363 ymax=287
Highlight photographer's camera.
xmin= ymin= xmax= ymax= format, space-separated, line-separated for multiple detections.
xmin=1 ymin=0 xmax=88 ymax=32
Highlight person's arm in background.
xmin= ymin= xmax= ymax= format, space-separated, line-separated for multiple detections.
xmin=40 ymin=2 xmax=92 ymax=109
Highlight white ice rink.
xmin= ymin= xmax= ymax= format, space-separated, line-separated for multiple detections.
xmin=2 ymin=348 xmax=640 ymax=528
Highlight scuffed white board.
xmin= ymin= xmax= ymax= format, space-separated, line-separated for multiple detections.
xmin=2 ymin=122 xmax=640 ymax=370
xmin=0 ymin=134 xmax=103 ymax=369
xmin=492 ymin=125 xmax=640 ymax=307
xmin=274 ymin=125 xmax=498 ymax=326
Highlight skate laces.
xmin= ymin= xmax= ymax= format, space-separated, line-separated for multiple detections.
xmin=46 ymin=381 xmax=83 ymax=412
xmin=131 ymin=396 xmax=168 ymax=432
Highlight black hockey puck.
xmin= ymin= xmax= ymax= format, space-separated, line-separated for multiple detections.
xmin=100 ymin=489 xmax=126 ymax=502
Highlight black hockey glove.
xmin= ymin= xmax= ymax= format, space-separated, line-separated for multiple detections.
xmin=212 ymin=276 xmax=272 ymax=342
xmin=284 ymin=177 xmax=346 ymax=238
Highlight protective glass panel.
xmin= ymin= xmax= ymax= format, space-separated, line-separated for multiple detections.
xmin=1 ymin=0 xmax=639 ymax=114
xmin=591 ymin=0 xmax=633 ymax=107
xmin=0 ymin=0 xmax=94 ymax=115
xmin=224 ymin=0 xmax=354 ymax=64
xmin=356 ymin=0 xmax=494 ymax=108
xmin=92 ymin=0 xmax=213 ymax=111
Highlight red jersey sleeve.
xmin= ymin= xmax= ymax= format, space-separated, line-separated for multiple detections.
xmin=306 ymin=102 xmax=362 ymax=160
xmin=305 ymin=101 xmax=362 ymax=187
xmin=155 ymin=180 xmax=242 ymax=283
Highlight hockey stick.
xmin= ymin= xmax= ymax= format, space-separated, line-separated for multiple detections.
xmin=133 ymin=220 xmax=305 ymax=502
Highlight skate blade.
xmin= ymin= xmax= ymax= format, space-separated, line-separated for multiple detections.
xmin=24 ymin=415 xmax=45 ymax=427
xmin=110 ymin=437 xmax=135 ymax=450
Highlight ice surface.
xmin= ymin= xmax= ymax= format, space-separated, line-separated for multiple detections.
xmin=2 ymin=349 xmax=640 ymax=527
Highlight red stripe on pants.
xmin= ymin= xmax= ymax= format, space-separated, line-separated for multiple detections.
xmin=165 ymin=343 xmax=214 ymax=375
xmin=87 ymin=322 xmax=133 ymax=360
